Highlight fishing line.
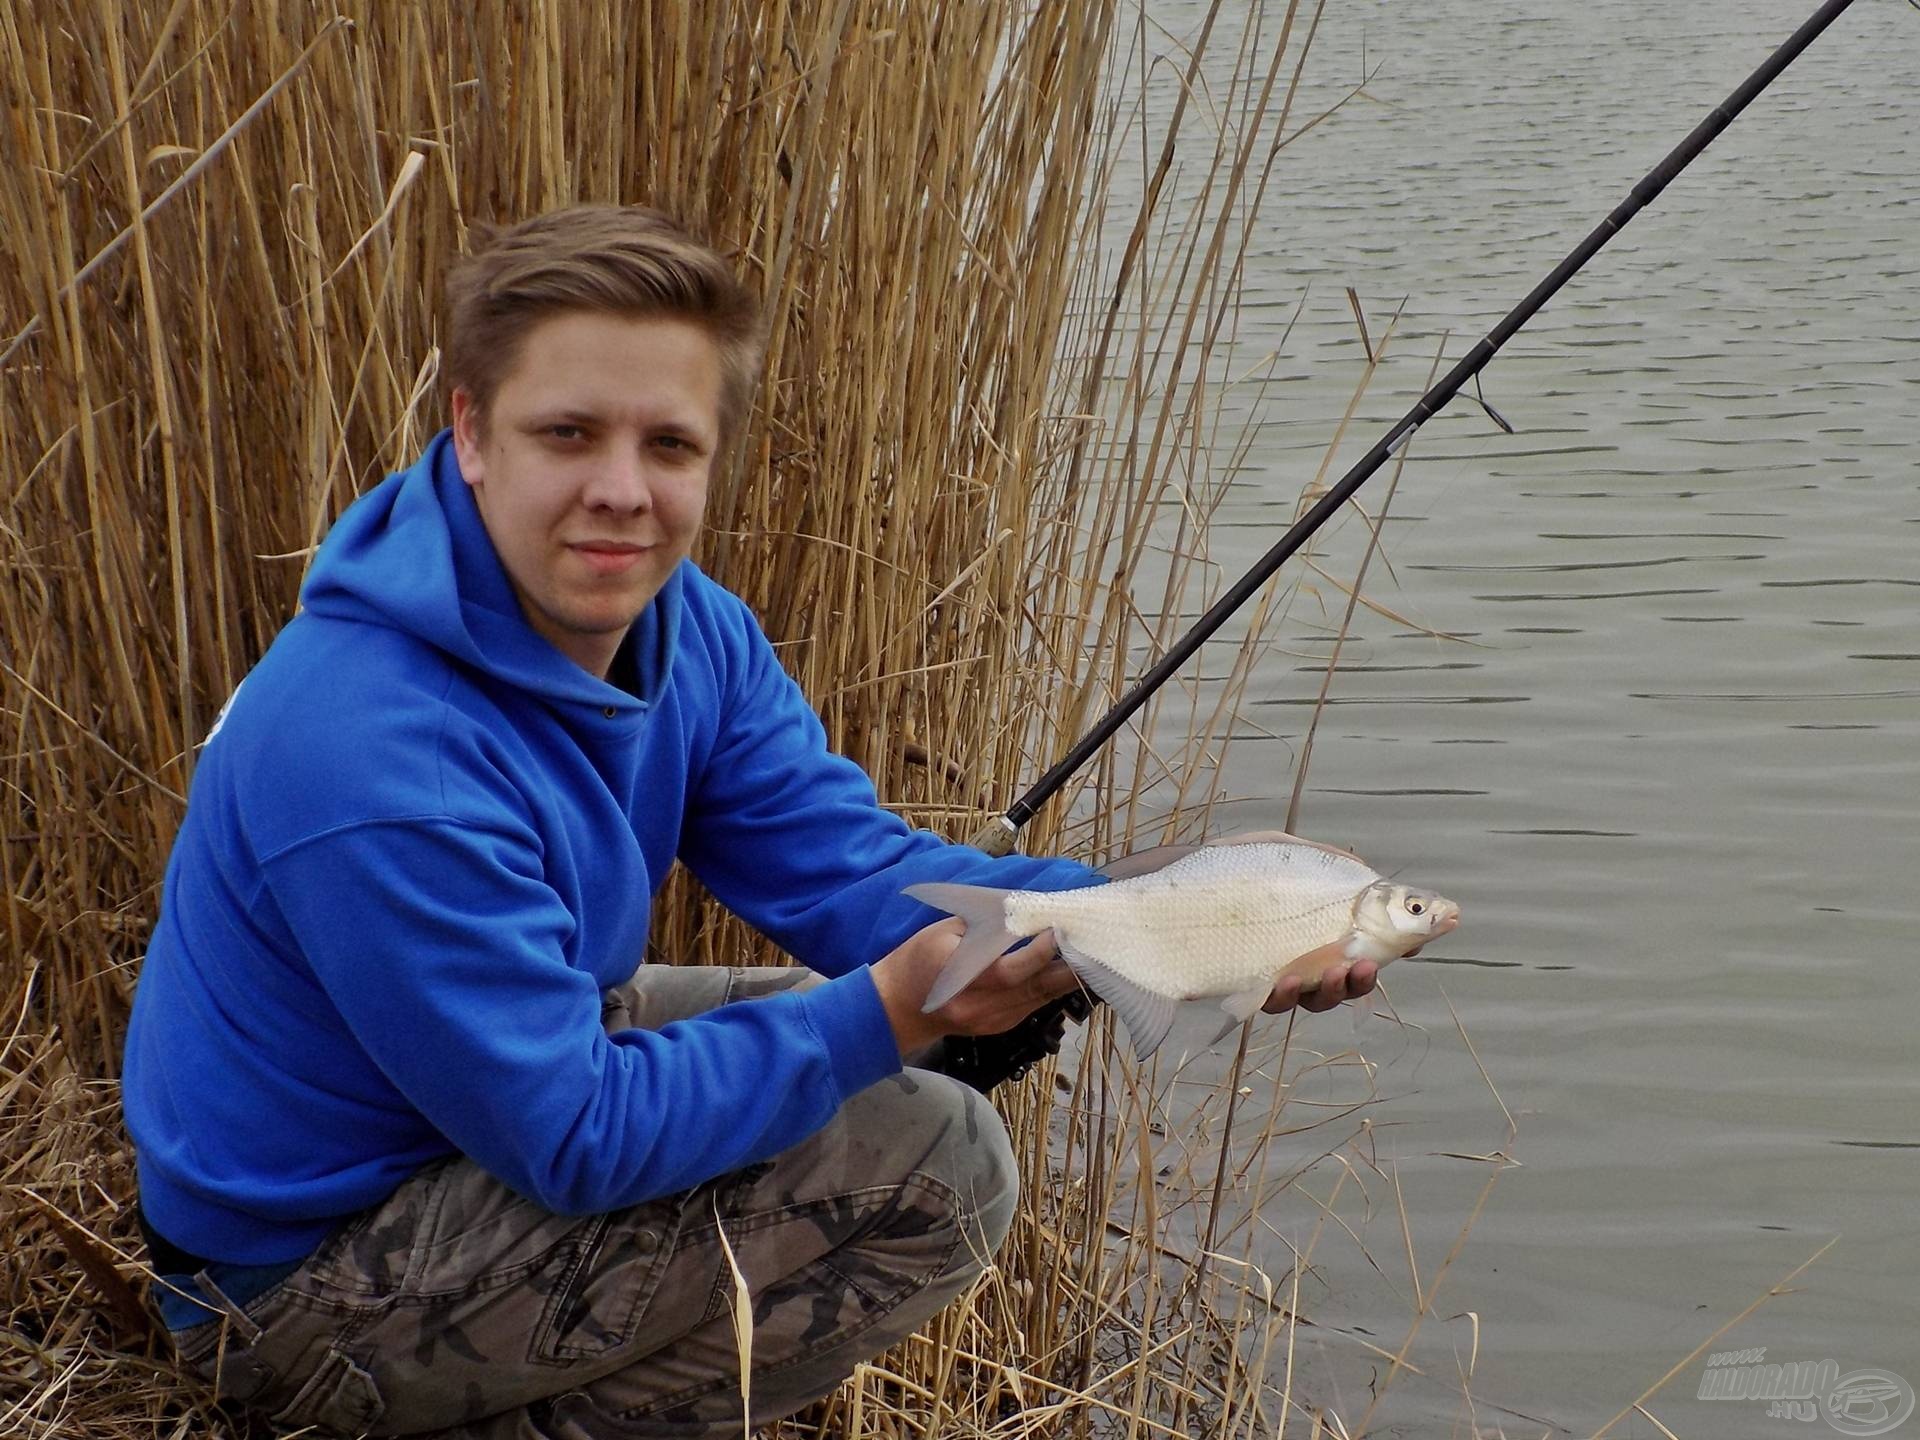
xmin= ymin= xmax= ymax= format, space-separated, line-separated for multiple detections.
xmin=968 ymin=0 xmax=1867 ymax=858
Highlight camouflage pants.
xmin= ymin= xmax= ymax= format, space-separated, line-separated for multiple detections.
xmin=172 ymin=967 xmax=1019 ymax=1437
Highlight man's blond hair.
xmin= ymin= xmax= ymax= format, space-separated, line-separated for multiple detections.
xmin=443 ymin=205 xmax=765 ymax=446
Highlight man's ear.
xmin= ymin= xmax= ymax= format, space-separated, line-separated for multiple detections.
xmin=450 ymin=388 xmax=485 ymax=485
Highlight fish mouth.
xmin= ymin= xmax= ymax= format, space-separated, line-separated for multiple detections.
xmin=1429 ymin=906 xmax=1461 ymax=937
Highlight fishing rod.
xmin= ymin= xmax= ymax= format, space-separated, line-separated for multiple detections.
xmin=970 ymin=0 xmax=1862 ymax=856
xmin=938 ymin=0 xmax=1868 ymax=1092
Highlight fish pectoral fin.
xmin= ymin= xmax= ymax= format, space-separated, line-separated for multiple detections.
xmin=1343 ymin=932 xmax=1388 ymax=964
xmin=1057 ymin=937 xmax=1178 ymax=1063
xmin=1206 ymin=984 xmax=1271 ymax=1049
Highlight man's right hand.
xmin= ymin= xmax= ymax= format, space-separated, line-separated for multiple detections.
xmin=868 ymin=920 xmax=1078 ymax=1059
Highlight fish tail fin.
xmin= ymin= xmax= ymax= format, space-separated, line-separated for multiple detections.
xmin=905 ymin=882 xmax=1021 ymax=1011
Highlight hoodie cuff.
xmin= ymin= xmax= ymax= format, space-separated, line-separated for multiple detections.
xmin=795 ymin=967 xmax=905 ymax=1100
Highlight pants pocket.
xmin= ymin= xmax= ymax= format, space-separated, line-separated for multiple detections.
xmin=187 ymin=1340 xmax=279 ymax=1407
xmin=300 ymin=1156 xmax=462 ymax=1299
xmin=534 ymin=1192 xmax=700 ymax=1362
xmin=270 ymin=1345 xmax=386 ymax=1435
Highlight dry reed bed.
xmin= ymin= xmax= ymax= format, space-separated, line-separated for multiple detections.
xmin=1 ymin=2 xmax=1501 ymax=1435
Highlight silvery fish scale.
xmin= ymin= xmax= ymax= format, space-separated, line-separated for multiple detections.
xmin=908 ymin=839 xmax=1453 ymax=1061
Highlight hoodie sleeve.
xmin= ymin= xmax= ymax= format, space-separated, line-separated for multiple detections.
xmin=260 ymin=816 xmax=901 ymax=1215
xmin=678 ymin=589 xmax=1103 ymax=975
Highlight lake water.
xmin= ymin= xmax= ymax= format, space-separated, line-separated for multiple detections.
xmin=1112 ymin=1 xmax=1920 ymax=1433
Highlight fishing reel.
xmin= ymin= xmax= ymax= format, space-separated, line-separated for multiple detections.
xmin=921 ymin=989 xmax=1096 ymax=1095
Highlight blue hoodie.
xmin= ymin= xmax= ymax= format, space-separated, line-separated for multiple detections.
xmin=123 ymin=429 xmax=1095 ymax=1279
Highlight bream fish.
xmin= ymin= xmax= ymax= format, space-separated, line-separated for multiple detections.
xmin=907 ymin=835 xmax=1460 ymax=1061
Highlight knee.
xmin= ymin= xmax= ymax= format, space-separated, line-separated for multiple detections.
xmin=890 ymin=1070 xmax=1020 ymax=1269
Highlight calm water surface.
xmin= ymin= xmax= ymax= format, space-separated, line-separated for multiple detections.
xmin=1117 ymin=1 xmax=1919 ymax=1433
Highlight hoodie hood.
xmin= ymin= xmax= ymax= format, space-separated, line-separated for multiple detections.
xmin=299 ymin=429 xmax=679 ymax=709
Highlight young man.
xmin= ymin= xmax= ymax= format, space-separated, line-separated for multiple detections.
xmin=123 ymin=205 xmax=1374 ymax=1438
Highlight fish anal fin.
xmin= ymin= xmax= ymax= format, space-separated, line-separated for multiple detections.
xmin=1221 ymin=983 xmax=1268 ymax=1023
xmin=1057 ymin=936 xmax=1177 ymax=1062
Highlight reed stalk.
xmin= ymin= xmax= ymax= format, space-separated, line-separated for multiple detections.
xmin=0 ymin=2 xmax=1502 ymax=1435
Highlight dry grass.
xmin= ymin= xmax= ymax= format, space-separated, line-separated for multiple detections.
xmin=0 ymin=2 xmax=1520 ymax=1436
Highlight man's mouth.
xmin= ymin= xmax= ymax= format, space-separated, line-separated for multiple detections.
xmin=570 ymin=541 xmax=652 ymax=575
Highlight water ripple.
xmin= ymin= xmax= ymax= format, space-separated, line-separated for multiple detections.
xmin=1475 ymin=588 xmax=1715 ymax=601
xmin=1489 ymin=828 xmax=1638 ymax=837
xmin=1416 ymin=553 xmax=1764 ymax=574
xmin=1630 ymin=689 xmax=1920 ymax=702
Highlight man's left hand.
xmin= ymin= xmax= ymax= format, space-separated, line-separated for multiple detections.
xmin=1262 ymin=957 xmax=1378 ymax=1015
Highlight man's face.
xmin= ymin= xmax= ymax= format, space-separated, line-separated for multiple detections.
xmin=451 ymin=311 xmax=723 ymax=678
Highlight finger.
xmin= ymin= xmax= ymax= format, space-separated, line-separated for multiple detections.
xmin=1261 ymin=973 xmax=1305 ymax=1015
xmin=1299 ymin=964 xmax=1350 ymax=1013
xmin=957 ymin=961 xmax=1079 ymax=1036
xmin=1276 ymin=939 xmax=1350 ymax=990
xmin=1051 ymin=958 xmax=1084 ymax=1000
xmin=983 ymin=931 xmax=1060 ymax=986
xmin=1347 ymin=959 xmax=1379 ymax=997
xmin=1024 ymin=956 xmax=1079 ymax=1005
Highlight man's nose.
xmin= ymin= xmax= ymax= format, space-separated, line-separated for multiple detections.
xmin=582 ymin=446 xmax=652 ymax=511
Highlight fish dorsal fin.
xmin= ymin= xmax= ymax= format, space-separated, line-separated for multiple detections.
xmin=1057 ymin=934 xmax=1177 ymax=1062
xmin=1209 ymin=829 xmax=1365 ymax=863
xmin=1096 ymin=843 xmax=1200 ymax=881
xmin=1146 ymin=838 xmax=1378 ymax=898
xmin=1098 ymin=831 xmax=1361 ymax=883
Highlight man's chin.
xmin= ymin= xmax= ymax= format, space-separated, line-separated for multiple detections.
xmin=530 ymin=594 xmax=650 ymax=643
xmin=556 ymin=576 xmax=665 ymax=623
xmin=567 ymin=604 xmax=652 ymax=638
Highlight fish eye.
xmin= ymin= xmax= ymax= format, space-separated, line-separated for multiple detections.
xmin=1406 ymin=898 xmax=1425 ymax=916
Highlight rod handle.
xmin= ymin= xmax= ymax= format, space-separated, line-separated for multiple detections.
xmin=965 ymin=815 xmax=1020 ymax=856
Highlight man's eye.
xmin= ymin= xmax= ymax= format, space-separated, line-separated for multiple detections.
xmin=549 ymin=425 xmax=583 ymax=442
